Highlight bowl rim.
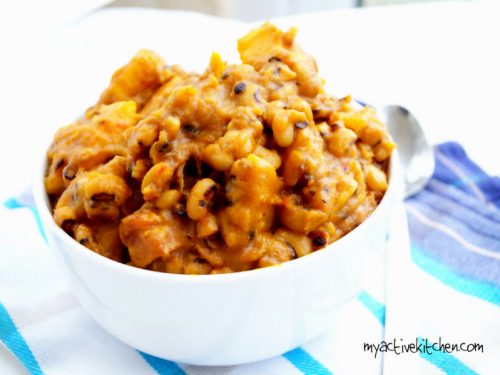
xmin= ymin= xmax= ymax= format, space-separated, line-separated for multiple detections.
xmin=34 ymin=144 xmax=400 ymax=284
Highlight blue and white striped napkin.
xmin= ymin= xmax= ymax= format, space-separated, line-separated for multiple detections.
xmin=383 ymin=142 xmax=500 ymax=375
xmin=1 ymin=142 xmax=498 ymax=374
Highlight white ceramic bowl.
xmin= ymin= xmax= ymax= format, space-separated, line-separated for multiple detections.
xmin=34 ymin=148 xmax=400 ymax=366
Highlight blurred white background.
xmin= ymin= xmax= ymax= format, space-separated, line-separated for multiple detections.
xmin=109 ymin=0 xmax=480 ymax=20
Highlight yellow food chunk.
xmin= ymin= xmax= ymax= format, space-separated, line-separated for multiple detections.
xmin=325 ymin=126 xmax=357 ymax=157
xmin=119 ymin=209 xmax=188 ymax=268
xmin=365 ymin=164 xmax=388 ymax=192
xmin=196 ymin=215 xmax=219 ymax=239
xmin=98 ymin=49 xmax=169 ymax=110
xmin=220 ymin=154 xmax=281 ymax=247
xmin=280 ymin=194 xmax=328 ymax=234
xmin=237 ymin=22 xmax=322 ymax=96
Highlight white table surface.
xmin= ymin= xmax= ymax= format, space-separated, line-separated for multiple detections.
xmin=1 ymin=1 xmax=499 ymax=373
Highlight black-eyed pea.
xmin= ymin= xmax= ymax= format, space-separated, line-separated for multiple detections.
xmin=349 ymin=159 xmax=364 ymax=184
xmin=86 ymin=195 xmax=119 ymax=221
xmin=365 ymin=165 xmax=388 ymax=192
xmin=278 ymin=63 xmax=297 ymax=80
xmin=149 ymin=259 xmax=167 ymax=272
xmin=357 ymin=143 xmax=374 ymax=161
xmin=130 ymin=159 xmax=150 ymax=180
xmin=265 ymin=100 xmax=286 ymax=125
xmin=311 ymin=233 xmax=326 ymax=248
xmin=269 ymin=84 xmax=299 ymax=102
xmin=226 ymin=129 xmax=255 ymax=159
xmin=184 ymin=256 xmax=212 ymax=275
xmin=150 ymin=130 xmax=172 ymax=163
xmin=218 ymin=210 xmax=249 ymax=248
xmin=156 ymin=189 xmax=182 ymax=209
xmin=169 ymin=85 xmax=197 ymax=108
xmin=196 ymin=214 xmax=219 ymax=239
xmin=275 ymin=228 xmax=312 ymax=257
xmin=335 ymin=174 xmax=358 ymax=209
xmin=256 ymin=133 xmax=268 ymax=146
xmin=326 ymin=127 xmax=357 ymax=157
xmin=74 ymin=224 xmax=95 ymax=248
xmin=272 ymin=109 xmax=294 ymax=147
xmin=187 ymin=178 xmax=217 ymax=220
xmin=309 ymin=222 xmax=336 ymax=249
xmin=45 ymin=171 xmax=65 ymax=195
xmin=53 ymin=206 xmax=77 ymax=227
xmin=272 ymin=109 xmax=307 ymax=147
xmin=289 ymin=109 xmax=309 ymax=129
xmin=263 ymin=61 xmax=296 ymax=81
xmin=254 ymin=145 xmax=282 ymax=169
xmin=62 ymin=164 xmax=77 ymax=183
xmin=141 ymin=162 xmax=174 ymax=200
xmin=202 ymin=143 xmax=234 ymax=171
xmin=373 ymin=139 xmax=396 ymax=162
xmin=165 ymin=251 xmax=185 ymax=274
xmin=282 ymin=149 xmax=304 ymax=186
xmin=210 ymin=267 xmax=233 ymax=274
xmin=83 ymin=173 xmax=130 ymax=220
xmin=321 ymin=222 xmax=336 ymax=241
xmin=196 ymin=242 xmax=224 ymax=266
xmin=163 ymin=116 xmax=181 ymax=139
xmin=316 ymin=122 xmax=331 ymax=137
xmin=74 ymin=222 xmax=118 ymax=258
xmin=128 ymin=122 xmax=158 ymax=156
xmin=328 ymin=110 xmax=341 ymax=124
xmin=338 ymin=95 xmax=353 ymax=112
xmin=100 ymin=156 xmax=128 ymax=177
xmin=290 ymin=97 xmax=314 ymax=124
xmin=280 ymin=194 xmax=328 ymax=234
xmin=305 ymin=179 xmax=336 ymax=213
xmin=360 ymin=122 xmax=385 ymax=146
xmin=257 ymin=235 xmax=295 ymax=268
xmin=84 ymin=173 xmax=130 ymax=206
xmin=341 ymin=111 xmax=369 ymax=135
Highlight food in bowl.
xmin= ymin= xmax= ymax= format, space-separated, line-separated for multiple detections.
xmin=44 ymin=22 xmax=395 ymax=275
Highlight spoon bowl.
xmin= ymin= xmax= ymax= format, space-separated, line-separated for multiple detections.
xmin=379 ymin=105 xmax=434 ymax=198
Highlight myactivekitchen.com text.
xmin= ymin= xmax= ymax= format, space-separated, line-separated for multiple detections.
xmin=364 ymin=337 xmax=483 ymax=359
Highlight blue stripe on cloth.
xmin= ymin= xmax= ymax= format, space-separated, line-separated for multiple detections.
xmin=4 ymin=198 xmax=47 ymax=243
xmin=450 ymin=174 xmax=489 ymax=189
xmin=357 ymin=291 xmax=386 ymax=326
xmin=409 ymin=188 xmax=500 ymax=243
xmin=434 ymin=152 xmax=482 ymax=200
xmin=406 ymin=206 xmax=500 ymax=286
xmin=0 ymin=302 xmax=44 ymax=375
xmin=424 ymin=179 xmax=500 ymax=223
xmin=4 ymin=197 xmax=24 ymax=209
xmin=433 ymin=142 xmax=500 ymax=207
xmin=417 ymin=337 xmax=478 ymax=375
xmin=436 ymin=142 xmax=488 ymax=182
xmin=411 ymin=244 xmax=500 ymax=306
xmin=139 ymin=352 xmax=186 ymax=375
xmin=283 ymin=347 xmax=332 ymax=375
xmin=29 ymin=206 xmax=47 ymax=243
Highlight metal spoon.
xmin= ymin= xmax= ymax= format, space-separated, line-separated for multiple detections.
xmin=379 ymin=105 xmax=435 ymax=198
